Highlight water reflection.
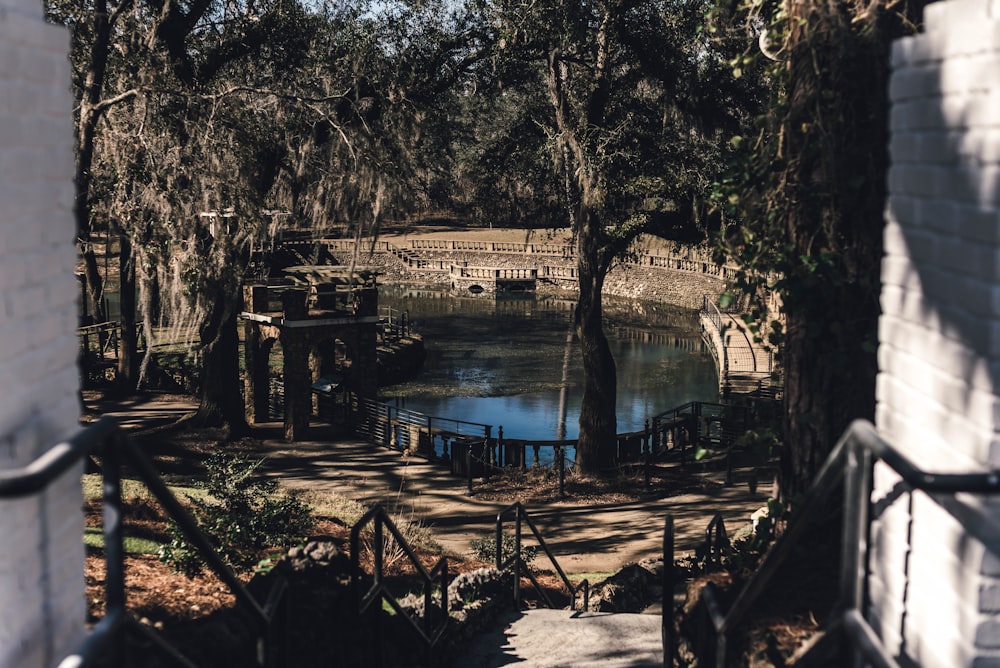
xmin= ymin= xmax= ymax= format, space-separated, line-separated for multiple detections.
xmin=378 ymin=288 xmax=719 ymax=440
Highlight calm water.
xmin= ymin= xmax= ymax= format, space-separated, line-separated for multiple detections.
xmin=377 ymin=288 xmax=720 ymax=441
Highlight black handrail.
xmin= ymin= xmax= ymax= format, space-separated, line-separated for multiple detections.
xmin=0 ymin=417 xmax=286 ymax=668
xmin=664 ymin=419 xmax=1000 ymax=667
xmin=495 ymin=502 xmax=589 ymax=611
xmin=662 ymin=516 xmax=675 ymax=668
xmin=349 ymin=505 xmax=449 ymax=665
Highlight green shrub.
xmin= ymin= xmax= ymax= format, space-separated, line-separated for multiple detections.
xmin=158 ymin=452 xmax=315 ymax=577
xmin=470 ymin=531 xmax=537 ymax=566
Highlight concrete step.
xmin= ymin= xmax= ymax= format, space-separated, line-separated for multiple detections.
xmin=457 ymin=608 xmax=664 ymax=667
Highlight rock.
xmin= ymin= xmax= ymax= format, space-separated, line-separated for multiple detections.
xmin=447 ymin=567 xmax=508 ymax=610
xmin=283 ymin=539 xmax=349 ymax=574
xmin=588 ymin=563 xmax=659 ymax=613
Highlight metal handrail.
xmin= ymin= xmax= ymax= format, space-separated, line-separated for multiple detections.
xmin=0 ymin=416 xmax=286 ymax=668
xmin=495 ymin=502 xmax=590 ymax=611
xmin=663 ymin=419 xmax=1000 ymax=667
xmin=349 ymin=505 xmax=450 ymax=664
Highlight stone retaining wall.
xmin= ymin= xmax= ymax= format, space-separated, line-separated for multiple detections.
xmin=332 ymin=246 xmax=727 ymax=310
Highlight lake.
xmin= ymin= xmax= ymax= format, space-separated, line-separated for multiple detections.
xmin=377 ymin=287 xmax=720 ymax=442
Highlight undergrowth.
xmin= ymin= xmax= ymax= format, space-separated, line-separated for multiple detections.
xmin=158 ymin=452 xmax=315 ymax=577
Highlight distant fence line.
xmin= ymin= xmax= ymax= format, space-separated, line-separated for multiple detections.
xmin=335 ymin=394 xmax=753 ymax=494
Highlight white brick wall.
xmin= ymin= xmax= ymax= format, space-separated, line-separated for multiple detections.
xmin=876 ymin=0 xmax=1000 ymax=665
xmin=0 ymin=0 xmax=84 ymax=665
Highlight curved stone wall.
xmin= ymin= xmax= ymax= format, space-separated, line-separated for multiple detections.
xmin=321 ymin=237 xmax=731 ymax=310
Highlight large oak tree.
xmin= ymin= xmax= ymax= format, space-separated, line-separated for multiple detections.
xmin=484 ymin=0 xmax=757 ymax=471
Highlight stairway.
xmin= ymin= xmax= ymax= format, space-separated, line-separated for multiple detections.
xmin=459 ymin=608 xmax=663 ymax=667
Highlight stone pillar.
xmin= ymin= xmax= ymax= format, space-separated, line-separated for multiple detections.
xmin=282 ymin=336 xmax=311 ymax=441
xmin=347 ymin=323 xmax=379 ymax=399
xmin=280 ymin=290 xmax=311 ymax=440
xmin=243 ymin=324 xmax=271 ymax=424
xmin=281 ymin=288 xmax=308 ymax=320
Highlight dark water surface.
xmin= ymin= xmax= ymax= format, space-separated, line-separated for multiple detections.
xmin=377 ymin=287 xmax=720 ymax=441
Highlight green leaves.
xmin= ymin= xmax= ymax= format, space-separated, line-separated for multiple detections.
xmin=159 ymin=452 xmax=315 ymax=577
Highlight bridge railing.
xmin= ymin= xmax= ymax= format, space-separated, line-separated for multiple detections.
xmin=350 ymin=395 xmax=493 ymax=460
xmin=349 ymin=395 xmax=756 ymax=496
xmin=650 ymin=401 xmax=749 ymax=456
xmin=0 ymin=417 xmax=287 ymax=668
xmin=451 ymin=266 xmax=538 ymax=280
xmin=78 ymin=321 xmax=146 ymax=367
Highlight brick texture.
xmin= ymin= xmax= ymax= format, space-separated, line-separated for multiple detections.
xmin=0 ymin=1 xmax=84 ymax=667
xmin=876 ymin=0 xmax=1000 ymax=665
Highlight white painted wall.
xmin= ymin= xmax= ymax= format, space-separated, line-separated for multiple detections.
xmin=0 ymin=0 xmax=84 ymax=665
xmin=875 ymin=0 xmax=1000 ymax=664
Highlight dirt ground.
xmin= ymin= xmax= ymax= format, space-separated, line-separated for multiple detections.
xmin=80 ymin=403 xmax=651 ymax=627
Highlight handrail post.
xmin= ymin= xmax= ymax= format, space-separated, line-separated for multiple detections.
xmin=842 ymin=438 xmax=873 ymax=668
xmin=102 ymin=432 xmax=126 ymax=667
xmin=514 ymin=506 xmax=522 ymax=606
xmin=427 ymin=417 xmax=433 ymax=457
xmin=466 ymin=442 xmax=474 ymax=496
xmin=558 ymin=445 xmax=566 ymax=499
xmin=644 ymin=419 xmax=652 ymax=491
xmin=664 ymin=515 xmax=675 ymax=668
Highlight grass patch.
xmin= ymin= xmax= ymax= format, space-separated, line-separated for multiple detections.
xmin=82 ymin=473 xmax=207 ymax=503
xmin=567 ymin=571 xmax=613 ymax=584
xmin=300 ymin=489 xmax=367 ymax=526
xmin=84 ymin=526 xmax=162 ymax=555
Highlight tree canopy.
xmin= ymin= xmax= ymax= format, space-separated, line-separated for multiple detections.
xmin=478 ymin=0 xmax=762 ymax=470
xmin=58 ymin=0 xmax=913 ymax=499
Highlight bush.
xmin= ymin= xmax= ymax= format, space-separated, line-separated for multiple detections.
xmin=470 ymin=531 xmax=537 ymax=566
xmin=360 ymin=507 xmax=437 ymax=574
xmin=159 ymin=452 xmax=315 ymax=577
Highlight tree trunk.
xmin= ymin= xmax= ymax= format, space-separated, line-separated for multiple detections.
xmin=116 ymin=230 xmax=139 ymax=394
xmin=80 ymin=244 xmax=107 ymax=325
xmin=778 ymin=0 xmax=891 ymax=502
xmin=195 ymin=295 xmax=249 ymax=437
xmin=73 ymin=0 xmax=123 ymax=329
xmin=574 ymin=209 xmax=617 ymax=473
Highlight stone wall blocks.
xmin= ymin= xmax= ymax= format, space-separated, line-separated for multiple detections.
xmin=940 ymin=301 xmax=990 ymax=351
xmin=957 ymin=204 xmax=1000 ymax=242
xmin=919 ymin=198 xmax=962 ymax=235
xmin=941 ymin=55 xmax=1000 ymax=95
xmin=890 ymin=65 xmax=943 ymax=101
xmin=882 ymin=217 xmax=913 ymax=258
xmin=889 ymin=130 xmax=919 ymax=164
xmin=925 ymin=0 xmax=993 ymax=33
xmin=44 ymin=272 xmax=79 ymax=313
xmin=895 ymin=31 xmax=948 ymax=67
xmin=977 ymin=129 xmax=1000 ymax=165
xmin=880 ymin=254 xmax=922 ymax=290
xmin=918 ymin=131 xmax=962 ymax=166
xmin=984 ymin=165 xmax=1000 ymax=206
